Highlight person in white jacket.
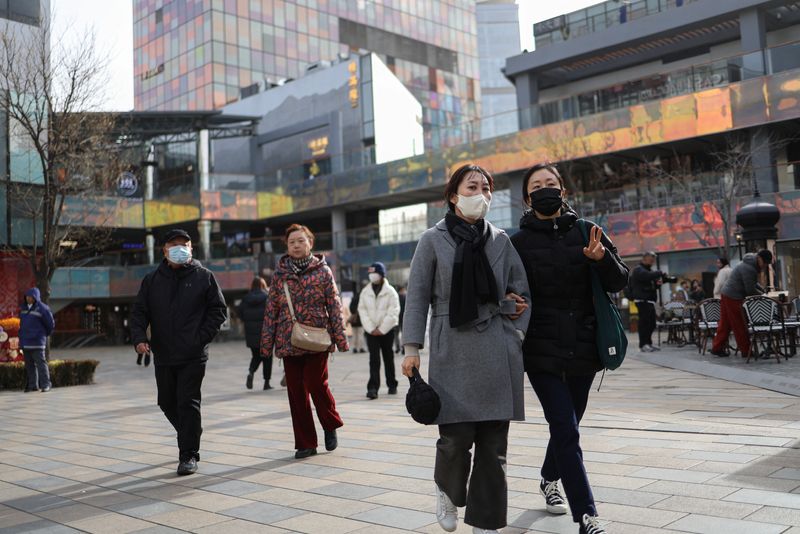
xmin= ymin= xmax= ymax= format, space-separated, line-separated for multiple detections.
xmin=713 ymin=257 xmax=732 ymax=299
xmin=358 ymin=262 xmax=401 ymax=399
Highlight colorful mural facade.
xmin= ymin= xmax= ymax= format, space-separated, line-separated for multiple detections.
xmin=144 ymin=200 xmax=201 ymax=227
xmin=61 ymin=196 xmax=145 ymax=229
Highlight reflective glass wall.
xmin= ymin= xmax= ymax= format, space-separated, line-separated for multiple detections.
xmin=134 ymin=0 xmax=480 ymax=146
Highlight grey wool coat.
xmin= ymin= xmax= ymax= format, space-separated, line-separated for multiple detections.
xmin=403 ymin=218 xmax=531 ymax=425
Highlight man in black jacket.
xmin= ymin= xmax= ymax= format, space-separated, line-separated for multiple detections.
xmin=131 ymin=229 xmax=227 ymax=476
xmin=630 ymin=252 xmax=665 ymax=352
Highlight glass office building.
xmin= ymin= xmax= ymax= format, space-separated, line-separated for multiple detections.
xmin=133 ymin=0 xmax=480 ymax=147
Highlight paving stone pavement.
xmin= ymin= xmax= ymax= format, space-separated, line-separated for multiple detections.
xmin=2 ymin=341 xmax=800 ymax=533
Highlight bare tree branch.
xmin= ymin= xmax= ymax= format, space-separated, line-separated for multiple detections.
xmin=0 ymin=9 xmax=123 ymax=302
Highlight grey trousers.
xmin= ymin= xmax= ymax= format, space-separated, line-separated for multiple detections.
xmin=434 ymin=420 xmax=510 ymax=530
xmin=24 ymin=348 xmax=51 ymax=390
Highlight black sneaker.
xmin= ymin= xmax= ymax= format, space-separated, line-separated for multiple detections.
xmin=539 ymin=479 xmax=567 ymax=515
xmin=177 ymin=458 xmax=198 ymax=476
xmin=264 ymin=381 xmax=272 ymax=390
xmin=324 ymin=429 xmax=338 ymax=451
xmin=710 ymin=349 xmax=730 ymax=358
xmin=246 ymin=373 xmax=254 ymax=389
xmin=579 ymin=514 xmax=606 ymax=534
xmin=295 ymin=448 xmax=317 ymax=459
xmin=366 ymin=390 xmax=378 ymax=400
xmin=388 ymin=386 xmax=398 ymax=395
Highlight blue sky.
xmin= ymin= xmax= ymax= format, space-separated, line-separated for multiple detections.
xmin=53 ymin=0 xmax=600 ymax=111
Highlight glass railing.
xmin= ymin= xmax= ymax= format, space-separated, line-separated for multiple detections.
xmin=568 ymin=172 xmax=754 ymax=217
xmin=534 ymin=0 xmax=702 ymax=48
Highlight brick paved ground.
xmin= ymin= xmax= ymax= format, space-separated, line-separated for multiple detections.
xmin=2 ymin=341 xmax=800 ymax=533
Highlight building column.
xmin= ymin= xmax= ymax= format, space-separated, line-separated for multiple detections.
xmin=739 ymin=8 xmax=766 ymax=79
xmin=331 ymin=209 xmax=347 ymax=282
xmin=198 ymin=129 xmax=211 ymax=190
xmin=144 ymin=144 xmax=155 ymax=200
xmin=508 ymin=172 xmax=526 ymax=226
xmin=198 ymin=220 xmax=212 ymax=261
xmin=515 ymin=72 xmax=539 ymax=130
xmin=145 ymin=233 xmax=155 ymax=265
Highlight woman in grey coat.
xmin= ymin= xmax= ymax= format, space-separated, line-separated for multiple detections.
xmin=401 ymin=164 xmax=531 ymax=534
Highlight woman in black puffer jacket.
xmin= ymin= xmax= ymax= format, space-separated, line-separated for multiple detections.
xmin=239 ymin=277 xmax=272 ymax=390
xmin=511 ymin=163 xmax=628 ymax=534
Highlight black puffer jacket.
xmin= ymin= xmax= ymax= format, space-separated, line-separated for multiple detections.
xmin=131 ymin=259 xmax=227 ymax=366
xmin=511 ymin=211 xmax=629 ymax=377
xmin=238 ymin=289 xmax=268 ymax=349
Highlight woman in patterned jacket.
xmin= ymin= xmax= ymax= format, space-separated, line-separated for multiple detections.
xmin=261 ymin=224 xmax=349 ymax=459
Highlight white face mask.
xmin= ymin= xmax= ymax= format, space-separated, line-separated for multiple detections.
xmin=456 ymin=193 xmax=491 ymax=220
xmin=368 ymin=273 xmax=383 ymax=284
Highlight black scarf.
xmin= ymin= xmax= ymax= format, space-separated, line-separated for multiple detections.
xmin=445 ymin=213 xmax=498 ymax=328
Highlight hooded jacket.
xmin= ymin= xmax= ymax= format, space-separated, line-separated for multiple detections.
xmin=131 ymin=259 xmax=227 ymax=366
xmin=511 ymin=211 xmax=629 ymax=376
xmin=722 ymin=254 xmax=763 ymax=300
xmin=19 ymin=288 xmax=55 ymax=349
xmin=261 ymin=254 xmax=349 ymax=358
xmin=238 ymin=289 xmax=268 ymax=349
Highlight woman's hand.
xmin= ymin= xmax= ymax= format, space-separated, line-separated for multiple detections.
xmin=505 ymin=292 xmax=528 ymax=320
xmin=583 ymin=225 xmax=606 ymax=261
xmin=401 ymin=355 xmax=420 ymax=377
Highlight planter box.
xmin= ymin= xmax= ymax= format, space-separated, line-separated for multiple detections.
xmin=0 ymin=359 xmax=99 ymax=390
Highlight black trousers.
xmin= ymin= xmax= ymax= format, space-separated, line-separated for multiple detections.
xmin=155 ymin=361 xmax=206 ymax=462
xmin=530 ymin=371 xmax=597 ymax=523
xmin=435 ymin=420 xmax=510 ymax=530
xmin=637 ymin=301 xmax=656 ymax=348
xmin=365 ymin=330 xmax=397 ymax=392
xmin=249 ymin=346 xmax=272 ymax=382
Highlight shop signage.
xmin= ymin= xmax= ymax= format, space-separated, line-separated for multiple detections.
xmin=142 ymin=63 xmax=164 ymax=81
xmin=117 ymin=171 xmax=139 ymax=197
xmin=348 ymin=61 xmax=358 ymax=108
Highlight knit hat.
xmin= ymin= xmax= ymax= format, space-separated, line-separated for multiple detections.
xmin=368 ymin=262 xmax=386 ymax=277
xmin=405 ymin=367 xmax=441 ymax=425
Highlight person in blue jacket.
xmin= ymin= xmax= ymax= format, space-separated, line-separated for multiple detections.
xmin=19 ymin=287 xmax=55 ymax=392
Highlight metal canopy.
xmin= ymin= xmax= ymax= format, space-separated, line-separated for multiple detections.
xmin=109 ymin=110 xmax=260 ymax=145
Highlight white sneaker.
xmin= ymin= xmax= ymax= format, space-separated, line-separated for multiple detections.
xmin=539 ymin=478 xmax=568 ymax=515
xmin=579 ymin=513 xmax=606 ymax=534
xmin=435 ymin=484 xmax=457 ymax=532
xmin=472 ymin=529 xmax=499 ymax=534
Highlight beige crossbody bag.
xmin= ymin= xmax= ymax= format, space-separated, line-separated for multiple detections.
xmin=283 ymin=282 xmax=332 ymax=353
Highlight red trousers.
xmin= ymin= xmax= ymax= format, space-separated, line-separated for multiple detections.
xmin=712 ymin=295 xmax=750 ymax=357
xmin=283 ymin=352 xmax=343 ymax=450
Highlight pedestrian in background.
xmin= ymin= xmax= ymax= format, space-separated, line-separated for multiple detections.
xmin=239 ymin=277 xmax=272 ymax=390
xmin=402 ymin=164 xmax=531 ymax=534
xmin=710 ymin=250 xmax=772 ymax=358
xmin=359 ymin=262 xmax=401 ymax=399
xmin=689 ymin=279 xmax=705 ymax=303
xmin=713 ymin=256 xmax=732 ymax=299
xmin=511 ymin=162 xmax=628 ymax=534
xmin=131 ymin=229 xmax=228 ymax=476
xmin=630 ymin=252 xmax=666 ymax=352
xmin=348 ymin=289 xmax=366 ymax=353
xmin=19 ymin=287 xmax=55 ymax=393
xmin=261 ymin=224 xmax=349 ymax=459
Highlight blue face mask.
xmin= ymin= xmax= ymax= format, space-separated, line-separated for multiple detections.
xmin=167 ymin=245 xmax=192 ymax=264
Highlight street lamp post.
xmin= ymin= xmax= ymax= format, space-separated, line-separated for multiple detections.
xmin=735 ymin=171 xmax=780 ymax=289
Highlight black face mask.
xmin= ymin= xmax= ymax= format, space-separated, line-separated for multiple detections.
xmin=529 ymin=187 xmax=563 ymax=216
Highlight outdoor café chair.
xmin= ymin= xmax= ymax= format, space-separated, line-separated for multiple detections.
xmin=697 ymin=298 xmax=720 ymax=355
xmin=743 ymin=296 xmax=784 ymax=363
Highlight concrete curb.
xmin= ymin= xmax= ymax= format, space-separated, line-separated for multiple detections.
xmin=632 ymin=351 xmax=800 ymax=397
